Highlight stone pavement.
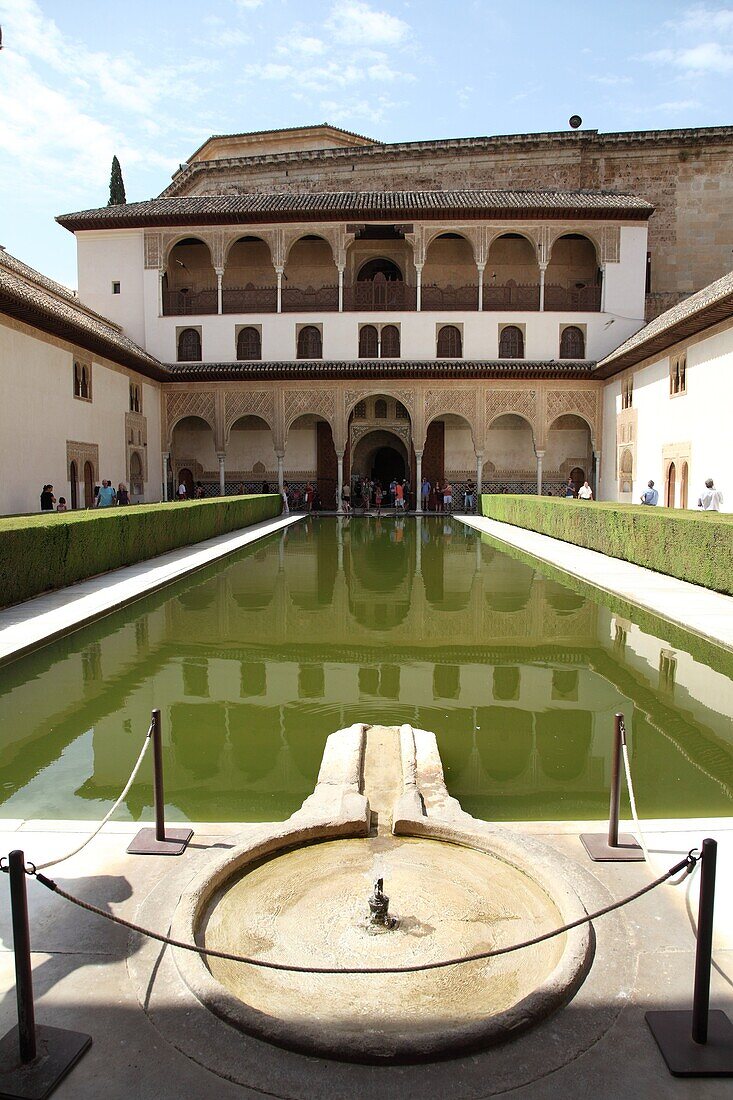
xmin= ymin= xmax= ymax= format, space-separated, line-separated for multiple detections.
xmin=0 ymin=813 xmax=731 ymax=1099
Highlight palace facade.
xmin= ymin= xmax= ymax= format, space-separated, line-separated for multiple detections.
xmin=1 ymin=124 xmax=732 ymax=514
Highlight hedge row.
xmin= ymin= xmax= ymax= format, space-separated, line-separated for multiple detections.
xmin=480 ymin=495 xmax=733 ymax=595
xmin=0 ymin=495 xmax=282 ymax=609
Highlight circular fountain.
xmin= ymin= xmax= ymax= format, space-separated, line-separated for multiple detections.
xmin=168 ymin=724 xmax=593 ymax=1064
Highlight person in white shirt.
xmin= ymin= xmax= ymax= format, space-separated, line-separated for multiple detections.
xmin=577 ymin=481 xmax=593 ymax=500
xmin=698 ymin=478 xmax=724 ymax=511
xmin=177 ymin=481 xmax=187 ymax=501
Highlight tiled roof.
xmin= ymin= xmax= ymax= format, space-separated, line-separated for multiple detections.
xmin=596 ymin=270 xmax=733 ymax=376
xmin=163 ymin=360 xmax=596 ymax=382
xmin=57 ymin=189 xmax=653 ymax=231
xmin=0 ymin=249 xmax=168 ymax=380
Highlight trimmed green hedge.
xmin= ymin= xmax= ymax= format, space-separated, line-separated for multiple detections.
xmin=480 ymin=495 xmax=733 ymax=595
xmin=0 ymin=495 xmax=282 ymax=609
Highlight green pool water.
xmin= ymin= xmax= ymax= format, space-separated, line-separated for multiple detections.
xmin=1 ymin=516 xmax=732 ymax=823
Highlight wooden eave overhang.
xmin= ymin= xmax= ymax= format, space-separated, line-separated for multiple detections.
xmin=163 ymin=360 xmax=597 ymax=382
xmin=595 ymin=292 xmax=733 ymax=377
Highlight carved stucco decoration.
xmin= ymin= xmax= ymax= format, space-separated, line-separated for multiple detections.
xmin=66 ymin=440 xmax=99 ymax=481
xmin=165 ymin=390 xmax=217 ymax=442
xmin=350 ymin=420 xmax=412 ymax=453
xmin=601 ymin=225 xmax=621 ymax=264
xmin=225 ymin=390 xmax=275 ymax=437
xmin=425 ymin=388 xmax=478 ymax=441
xmin=546 ymin=388 xmax=599 ymax=440
xmin=485 ymin=389 xmax=538 ymax=433
xmin=344 ymin=387 xmax=416 ymax=419
xmin=283 ymin=388 xmax=336 ymax=433
xmin=144 ymin=232 xmax=163 ymax=270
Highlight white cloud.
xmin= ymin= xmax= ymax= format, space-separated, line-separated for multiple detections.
xmin=666 ymin=5 xmax=733 ymax=36
xmin=325 ymin=1 xmax=408 ymax=46
xmin=645 ymin=41 xmax=733 ymax=73
xmin=656 ymin=98 xmax=703 ymax=110
xmin=235 ymin=0 xmax=264 ymax=9
xmin=590 ymin=75 xmax=633 ymax=86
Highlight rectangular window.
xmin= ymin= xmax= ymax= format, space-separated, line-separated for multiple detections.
xmin=622 ymin=376 xmax=633 ymax=410
xmin=112 ymin=281 xmax=121 ymax=294
xmin=129 ymin=382 xmax=142 ymax=413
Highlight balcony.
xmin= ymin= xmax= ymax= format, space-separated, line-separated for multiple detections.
xmin=343 ymin=281 xmax=417 ymax=311
xmin=421 ymin=284 xmax=478 ymax=311
xmin=544 ymin=285 xmax=601 ymax=311
xmin=223 ymin=285 xmax=278 ymax=313
xmin=282 ymin=285 xmax=339 ymax=312
xmin=162 ymin=288 xmax=217 ymax=316
xmin=483 ymin=283 xmax=540 ymax=310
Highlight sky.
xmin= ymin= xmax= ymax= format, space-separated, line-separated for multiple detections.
xmin=2 ymin=0 xmax=733 ymax=287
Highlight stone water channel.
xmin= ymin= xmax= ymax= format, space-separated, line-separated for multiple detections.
xmin=0 ymin=516 xmax=732 ymax=824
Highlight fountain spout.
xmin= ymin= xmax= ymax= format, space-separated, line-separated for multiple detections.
xmin=368 ymin=877 xmax=398 ymax=930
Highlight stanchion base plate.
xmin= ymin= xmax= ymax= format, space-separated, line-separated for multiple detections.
xmin=580 ymin=832 xmax=645 ymax=862
xmin=646 ymin=1010 xmax=733 ymax=1076
xmin=0 ymin=1023 xmax=91 ymax=1099
xmin=127 ymin=827 xmax=193 ymax=856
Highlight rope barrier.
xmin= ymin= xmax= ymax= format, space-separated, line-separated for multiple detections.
xmin=35 ymin=721 xmax=154 ymax=871
xmin=620 ymin=737 xmax=650 ymax=863
xmin=19 ymin=850 xmax=697 ymax=976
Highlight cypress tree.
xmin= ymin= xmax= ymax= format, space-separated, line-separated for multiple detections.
xmin=108 ymin=156 xmax=127 ymax=206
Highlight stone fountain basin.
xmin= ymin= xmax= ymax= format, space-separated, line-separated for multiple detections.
xmin=173 ymin=828 xmax=592 ymax=1063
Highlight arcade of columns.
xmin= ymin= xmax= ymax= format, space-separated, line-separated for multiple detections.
xmin=161 ymin=377 xmax=602 ymax=504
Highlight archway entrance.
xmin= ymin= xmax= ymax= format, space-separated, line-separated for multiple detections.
xmin=351 ymin=430 xmax=409 ymax=496
xmin=83 ymin=461 xmax=94 ymax=508
xmin=666 ymin=462 xmax=676 ymax=508
xmin=69 ymin=460 xmax=78 ymax=510
xmin=179 ymin=467 xmax=194 ymax=499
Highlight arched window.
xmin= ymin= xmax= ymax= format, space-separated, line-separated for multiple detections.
xmin=359 ymin=325 xmax=378 ymax=358
xmin=681 ymin=461 xmax=689 ymax=509
xmin=74 ymin=361 xmax=81 ymax=397
xmin=499 ymin=326 xmax=524 ymax=359
xmin=666 ymin=462 xmax=676 ymax=508
xmin=395 ymin=401 xmax=408 ymax=419
xmin=178 ymin=328 xmax=201 ymax=362
xmin=353 ymin=401 xmax=366 ymax=419
xmin=381 ymin=325 xmax=400 ymax=358
xmin=297 ymin=326 xmax=322 ymax=359
xmin=374 ymin=398 xmax=388 ymax=419
xmin=437 ymin=325 xmax=462 ymax=358
xmin=560 ymin=326 xmax=584 ymax=359
xmin=237 ymin=326 xmax=261 ymax=360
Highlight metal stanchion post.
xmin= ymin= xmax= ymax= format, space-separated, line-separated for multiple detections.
xmin=580 ymin=713 xmax=644 ymax=862
xmin=0 ymin=851 xmax=91 ymax=1099
xmin=646 ymin=839 xmax=733 ymax=1075
xmin=127 ymin=709 xmax=193 ymax=856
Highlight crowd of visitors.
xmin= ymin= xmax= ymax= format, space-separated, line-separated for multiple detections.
xmin=39 ymin=480 xmax=132 ymax=511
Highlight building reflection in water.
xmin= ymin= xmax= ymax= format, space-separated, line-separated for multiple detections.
xmin=0 ymin=517 xmax=732 ymax=822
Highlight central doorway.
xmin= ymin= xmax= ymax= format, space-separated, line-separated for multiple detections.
xmin=371 ymin=445 xmax=406 ymax=487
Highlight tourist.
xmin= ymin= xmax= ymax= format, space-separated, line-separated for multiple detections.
xmin=578 ymin=481 xmax=593 ymax=500
xmin=434 ymin=479 xmax=443 ymax=513
xmin=305 ymin=482 xmax=314 ymax=512
xmin=177 ymin=478 xmax=187 ymax=501
xmin=96 ymin=480 xmax=116 ymax=507
xmin=395 ymin=480 xmax=405 ymax=510
xmin=389 ymin=478 xmax=397 ymax=508
xmin=262 ymin=482 xmax=270 ymax=493
xmin=117 ymin=482 xmax=130 ymax=505
xmin=403 ymin=479 xmax=411 ymax=510
xmin=640 ymin=479 xmax=659 ymax=505
xmin=375 ymin=483 xmax=383 ymax=514
xmin=281 ymin=481 xmax=290 ymax=514
xmin=464 ymin=479 xmax=475 ymax=512
xmin=56 ymin=496 xmax=67 ymax=512
xmin=698 ymin=478 xmax=724 ymax=511
xmin=421 ymin=477 xmax=431 ymax=511
xmin=443 ymin=481 xmax=453 ymax=512
xmin=565 ymin=477 xmax=575 ymax=499
xmin=312 ymin=489 xmax=322 ymax=512
xmin=194 ymin=481 xmax=205 ymax=499
xmin=40 ymin=484 xmax=55 ymax=511
xmin=341 ymin=481 xmax=351 ymax=512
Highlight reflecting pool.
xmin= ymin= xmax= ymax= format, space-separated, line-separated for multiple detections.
xmin=1 ymin=517 xmax=732 ymax=822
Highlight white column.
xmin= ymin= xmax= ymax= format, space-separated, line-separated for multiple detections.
xmin=600 ymin=263 xmax=607 ymax=313
xmin=215 ymin=268 xmax=224 ymax=315
xmin=535 ymin=449 xmax=545 ymax=496
xmin=415 ymin=263 xmax=423 ymax=312
xmin=415 ymin=450 xmax=423 ymax=512
xmin=162 ymin=451 xmax=169 ymax=501
xmin=276 ymin=452 xmax=284 ymax=492
xmin=539 ymin=263 xmax=547 ymax=312
xmin=477 ymin=264 xmax=485 ymax=312
xmin=217 ymin=452 xmax=226 ymax=496
xmin=275 ymin=267 xmax=283 ymax=314
xmin=158 ymin=269 xmax=164 ymax=316
xmin=337 ymin=265 xmax=344 ymax=313
xmin=593 ymin=450 xmax=602 ymax=499
xmin=336 ymin=451 xmax=344 ymax=513
xmin=476 ymin=452 xmax=484 ymax=500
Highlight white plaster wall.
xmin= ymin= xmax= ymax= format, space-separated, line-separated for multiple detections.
xmin=603 ymin=227 xmax=647 ymax=322
xmin=227 ymin=427 xmax=278 ymax=472
xmin=545 ymin=428 xmax=593 ymax=473
xmin=443 ymin=425 xmax=475 ymax=469
xmin=601 ymin=324 xmax=733 ymax=508
xmin=142 ymin=309 xmax=642 ymax=364
xmin=76 ymin=231 xmax=146 ymax=346
xmin=0 ymin=321 xmax=162 ymax=515
xmin=486 ymin=424 xmax=536 ymax=469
